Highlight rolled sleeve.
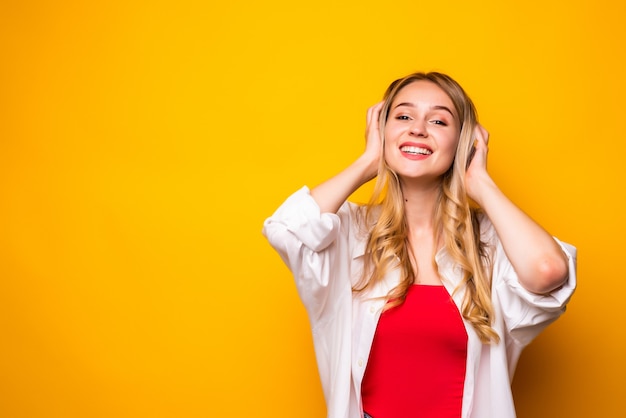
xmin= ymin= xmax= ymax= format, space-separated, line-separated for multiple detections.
xmin=494 ymin=237 xmax=577 ymax=346
xmin=263 ymin=186 xmax=341 ymax=254
xmin=262 ymin=187 xmax=353 ymax=319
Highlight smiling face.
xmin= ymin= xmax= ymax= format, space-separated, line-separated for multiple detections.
xmin=383 ymin=80 xmax=461 ymax=183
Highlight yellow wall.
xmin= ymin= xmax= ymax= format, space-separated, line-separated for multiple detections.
xmin=0 ymin=0 xmax=623 ymax=416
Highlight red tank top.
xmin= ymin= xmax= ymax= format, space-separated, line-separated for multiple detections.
xmin=361 ymin=284 xmax=468 ymax=418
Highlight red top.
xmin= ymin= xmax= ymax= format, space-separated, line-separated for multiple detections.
xmin=361 ymin=284 xmax=468 ymax=418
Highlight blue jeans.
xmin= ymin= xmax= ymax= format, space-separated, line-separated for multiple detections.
xmin=364 ymin=413 xmax=373 ymax=418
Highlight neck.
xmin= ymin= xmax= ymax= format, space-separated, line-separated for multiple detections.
xmin=400 ymin=180 xmax=441 ymax=231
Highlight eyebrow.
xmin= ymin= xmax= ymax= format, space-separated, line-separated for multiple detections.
xmin=393 ymin=102 xmax=456 ymax=119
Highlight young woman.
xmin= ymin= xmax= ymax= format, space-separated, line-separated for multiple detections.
xmin=262 ymin=72 xmax=577 ymax=418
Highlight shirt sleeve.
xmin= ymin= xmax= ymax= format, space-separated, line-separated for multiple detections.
xmin=262 ymin=186 xmax=354 ymax=321
xmin=484 ymin=219 xmax=578 ymax=347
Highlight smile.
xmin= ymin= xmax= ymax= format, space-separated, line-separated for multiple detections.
xmin=400 ymin=145 xmax=432 ymax=155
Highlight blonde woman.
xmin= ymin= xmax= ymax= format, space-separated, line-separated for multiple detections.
xmin=262 ymin=72 xmax=576 ymax=418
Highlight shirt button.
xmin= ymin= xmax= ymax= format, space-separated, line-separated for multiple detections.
xmin=358 ymin=359 xmax=364 ymax=367
xmin=369 ymin=306 xmax=375 ymax=314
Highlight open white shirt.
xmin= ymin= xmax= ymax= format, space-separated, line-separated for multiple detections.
xmin=263 ymin=187 xmax=577 ymax=418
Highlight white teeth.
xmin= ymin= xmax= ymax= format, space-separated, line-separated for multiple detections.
xmin=400 ymin=146 xmax=432 ymax=155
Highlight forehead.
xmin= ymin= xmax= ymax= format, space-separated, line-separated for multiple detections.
xmin=391 ymin=80 xmax=455 ymax=109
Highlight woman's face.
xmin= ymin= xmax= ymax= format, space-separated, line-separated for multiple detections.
xmin=383 ymin=80 xmax=461 ymax=183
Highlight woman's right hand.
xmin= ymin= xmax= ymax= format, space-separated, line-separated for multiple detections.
xmin=362 ymin=101 xmax=385 ymax=181
xmin=310 ymin=102 xmax=385 ymax=213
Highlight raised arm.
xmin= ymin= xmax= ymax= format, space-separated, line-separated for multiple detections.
xmin=311 ymin=102 xmax=384 ymax=213
xmin=466 ymin=125 xmax=569 ymax=294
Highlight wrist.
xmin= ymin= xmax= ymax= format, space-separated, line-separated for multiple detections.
xmin=467 ymin=173 xmax=497 ymax=207
xmin=355 ymin=152 xmax=380 ymax=183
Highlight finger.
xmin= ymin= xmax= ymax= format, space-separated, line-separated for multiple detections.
xmin=475 ymin=124 xmax=490 ymax=145
xmin=366 ymin=102 xmax=384 ymax=130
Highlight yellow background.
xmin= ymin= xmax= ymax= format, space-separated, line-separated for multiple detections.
xmin=0 ymin=0 xmax=623 ymax=417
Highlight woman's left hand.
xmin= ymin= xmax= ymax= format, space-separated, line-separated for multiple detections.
xmin=465 ymin=124 xmax=494 ymax=205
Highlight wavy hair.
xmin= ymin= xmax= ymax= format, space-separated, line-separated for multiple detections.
xmin=355 ymin=72 xmax=499 ymax=343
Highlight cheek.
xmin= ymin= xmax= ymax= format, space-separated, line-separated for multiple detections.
xmin=437 ymin=134 xmax=460 ymax=162
xmin=383 ymin=124 xmax=403 ymax=145
xmin=382 ymin=126 xmax=395 ymax=151
xmin=443 ymin=133 xmax=461 ymax=151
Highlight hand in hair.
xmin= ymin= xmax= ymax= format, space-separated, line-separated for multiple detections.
xmin=363 ymin=101 xmax=385 ymax=181
xmin=465 ymin=124 xmax=492 ymax=205
xmin=464 ymin=125 xmax=569 ymax=294
xmin=310 ymin=102 xmax=384 ymax=214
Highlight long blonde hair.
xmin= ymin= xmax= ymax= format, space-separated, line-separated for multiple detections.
xmin=356 ymin=72 xmax=499 ymax=343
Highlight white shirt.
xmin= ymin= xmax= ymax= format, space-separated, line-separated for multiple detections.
xmin=262 ymin=187 xmax=577 ymax=418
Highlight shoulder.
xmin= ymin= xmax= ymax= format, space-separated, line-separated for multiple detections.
xmin=474 ymin=209 xmax=497 ymax=246
xmin=340 ymin=200 xmax=372 ymax=239
xmin=336 ymin=201 xmax=381 ymax=261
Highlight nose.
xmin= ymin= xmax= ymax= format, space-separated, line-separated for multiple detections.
xmin=408 ymin=120 xmax=427 ymax=137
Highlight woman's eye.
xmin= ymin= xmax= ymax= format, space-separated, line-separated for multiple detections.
xmin=396 ymin=115 xmax=411 ymax=121
xmin=431 ymin=120 xmax=447 ymax=126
